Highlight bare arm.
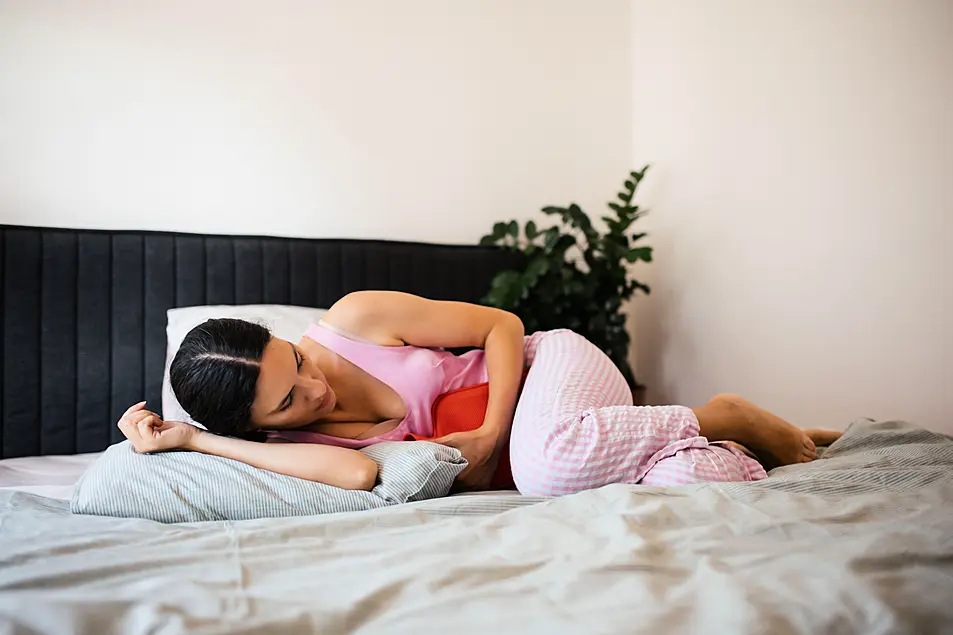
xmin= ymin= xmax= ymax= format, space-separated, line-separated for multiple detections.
xmin=186 ymin=432 xmax=378 ymax=491
xmin=325 ymin=290 xmax=525 ymax=443
xmin=118 ymin=403 xmax=378 ymax=491
xmin=323 ymin=291 xmax=525 ymax=489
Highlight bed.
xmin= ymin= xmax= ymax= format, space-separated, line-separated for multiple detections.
xmin=1 ymin=225 xmax=952 ymax=634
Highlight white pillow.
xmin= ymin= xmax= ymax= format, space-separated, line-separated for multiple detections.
xmin=162 ymin=304 xmax=328 ymax=425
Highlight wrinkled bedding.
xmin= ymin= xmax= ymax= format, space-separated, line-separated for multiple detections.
xmin=1 ymin=419 xmax=952 ymax=634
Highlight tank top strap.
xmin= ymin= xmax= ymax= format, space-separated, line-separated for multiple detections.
xmin=312 ymin=320 xmax=382 ymax=346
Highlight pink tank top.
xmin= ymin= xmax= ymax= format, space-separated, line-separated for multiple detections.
xmin=266 ymin=322 xmax=489 ymax=448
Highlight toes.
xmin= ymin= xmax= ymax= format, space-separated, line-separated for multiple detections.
xmin=803 ymin=445 xmax=818 ymax=461
xmin=798 ymin=436 xmax=817 ymax=463
xmin=802 ymin=436 xmax=816 ymax=457
xmin=805 ymin=428 xmax=843 ymax=447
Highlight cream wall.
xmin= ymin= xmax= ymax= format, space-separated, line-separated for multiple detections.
xmin=0 ymin=0 xmax=632 ymax=243
xmin=630 ymin=0 xmax=953 ymax=431
xmin=3 ymin=1 xmax=950 ymax=432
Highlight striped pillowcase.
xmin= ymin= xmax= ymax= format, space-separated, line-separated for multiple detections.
xmin=71 ymin=441 xmax=466 ymax=523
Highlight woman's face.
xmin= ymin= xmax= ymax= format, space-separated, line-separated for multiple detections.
xmin=249 ymin=337 xmax=336 ymax=429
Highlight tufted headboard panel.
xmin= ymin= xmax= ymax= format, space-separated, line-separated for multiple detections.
xmin=0 ymin=225 xmax=521 ymax=458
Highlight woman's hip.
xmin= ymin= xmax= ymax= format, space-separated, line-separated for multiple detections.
xmin=518 ymin=329 xmax=632 ymax=415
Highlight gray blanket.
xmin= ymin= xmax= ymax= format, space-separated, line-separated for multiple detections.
xmin=1 ymin=419 xmax=952 ymax=634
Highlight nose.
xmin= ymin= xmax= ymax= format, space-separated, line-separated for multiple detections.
xmin=301 ymin=376 xmax=327 ymax=404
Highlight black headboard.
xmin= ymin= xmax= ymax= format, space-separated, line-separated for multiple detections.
xmin=0 ymin=225 xmax=522 ymax=459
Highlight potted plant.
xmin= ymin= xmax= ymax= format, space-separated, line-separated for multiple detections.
xmin=480 ymin=166 xmax=653 ymax=403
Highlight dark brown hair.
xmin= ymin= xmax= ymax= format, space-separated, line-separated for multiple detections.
xmin=169 ymin=318 xmax=270 ymax=439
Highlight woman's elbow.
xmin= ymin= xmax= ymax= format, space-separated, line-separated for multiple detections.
xmin=503 ymin=310 xmax=524 ymax=336
xmin=348 ymin=459 xmax=379 ymax=491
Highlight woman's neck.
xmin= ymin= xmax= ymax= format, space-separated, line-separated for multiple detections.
xmin=296 ymin=337 xmax=383 ymax=428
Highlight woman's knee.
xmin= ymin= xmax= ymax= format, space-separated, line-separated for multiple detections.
xmin=528 ymin=331 xmax=630 ymax=403
xmin=547 ymin=329 xmax=593 ymax=348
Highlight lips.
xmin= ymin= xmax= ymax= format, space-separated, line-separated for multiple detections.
xmin=317 ymin=388 xmax=332 ymax=412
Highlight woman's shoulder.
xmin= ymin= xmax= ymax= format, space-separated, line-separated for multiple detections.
xmin=322 ymin=291 xmax=413 ymax=347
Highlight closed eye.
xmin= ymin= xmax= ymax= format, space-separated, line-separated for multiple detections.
xmin=277 ymin=347 xmax=303 ymax=413
xmin=280 ymin=390 xmax=294 ymax=412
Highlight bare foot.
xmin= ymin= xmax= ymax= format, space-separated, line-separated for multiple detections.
xmin=706 ymin=394 xmax=819 ymax=470
xmin=804 ymin=428 xmax=843 ymax=447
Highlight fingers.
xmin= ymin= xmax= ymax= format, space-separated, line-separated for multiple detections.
xmin=137 ymin=414 xmax=159 ymax=440
xmin=118 ymin=403 xmax=151 ymax=429
xmin=117 ymin=403 xmax=160 ymax=451
xmin=122 ymin=401 xmax=147 ymax=418
xmin=118 ymin=409 xmax=156 ymax=433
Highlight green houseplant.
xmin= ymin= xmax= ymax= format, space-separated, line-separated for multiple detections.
xmin=480 ymin=166 xmax=653 ymax=398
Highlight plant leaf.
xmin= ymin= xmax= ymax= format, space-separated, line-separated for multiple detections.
xmin=625 ymin=247 xmax=653 ymax=263
xmin=630 ymin=165 xmax=649 ymax=183
xmin=485 ymin=270 xmax=524 ymax=309
xmin=492 ymin=221 xmax=508 ymax=240
xmin=553 ymin=234 xmax=576 ymax=253
xmin=525 ymin=257 xmax=549 ymax=282
xmin=630 ymin=280 xmax=651 ymax=295
xmin=525 ymin=220 xmax=537 ymax=240
xmin=507 ymin=220 xmax=519 ymax=238
xmin=541 ymin=206 xmax=565 ymax=216
xmin=568 ymin=203 xmax=591 ymax=227
xmin=479 ymin=235 xmax=497 ymax=246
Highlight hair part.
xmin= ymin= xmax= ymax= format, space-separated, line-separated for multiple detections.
xmin=170 ymin=318 xmax=272 ymax=439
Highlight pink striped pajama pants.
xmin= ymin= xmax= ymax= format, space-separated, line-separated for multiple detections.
xmin=508 ymin=330 xmax=767 ymax=496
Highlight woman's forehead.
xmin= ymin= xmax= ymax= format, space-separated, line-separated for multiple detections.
xmin=255 ymin=338 xmax=295 ymax=400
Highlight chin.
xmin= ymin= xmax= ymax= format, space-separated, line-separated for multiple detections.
xmin=319 ymin=391 xmax=336 ymax=417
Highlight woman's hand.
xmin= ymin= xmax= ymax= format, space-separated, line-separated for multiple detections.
xmin=117 ymin=401 xmax=200 ymax=454
xmin=435 ymin=427 xmax=504 ymax=492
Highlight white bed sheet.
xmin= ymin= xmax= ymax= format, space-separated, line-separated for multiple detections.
xmin=1 ymin=421 xmax=952 ymax=634
xmin=0 ymin=452 xmax=100 ymax=500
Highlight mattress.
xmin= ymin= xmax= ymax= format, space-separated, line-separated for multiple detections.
xmin=1 ymin=420 xmax=952 ymax=635
xmin=0 ymin=452 xmax=100 ymax=500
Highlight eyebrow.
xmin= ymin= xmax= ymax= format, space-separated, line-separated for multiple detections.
xmin=271 ymin=343 xmax=299 ymax=414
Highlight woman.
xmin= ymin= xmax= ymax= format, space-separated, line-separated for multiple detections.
xmin=118 ymin=291 xmax=841 ymax=495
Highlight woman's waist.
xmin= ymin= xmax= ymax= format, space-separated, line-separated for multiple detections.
xmin=269 ymin=366 xmax=527 ymax=449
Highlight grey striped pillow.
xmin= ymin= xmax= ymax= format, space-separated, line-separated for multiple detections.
xmin=71 ymin=441 xmax=467 ymax=523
